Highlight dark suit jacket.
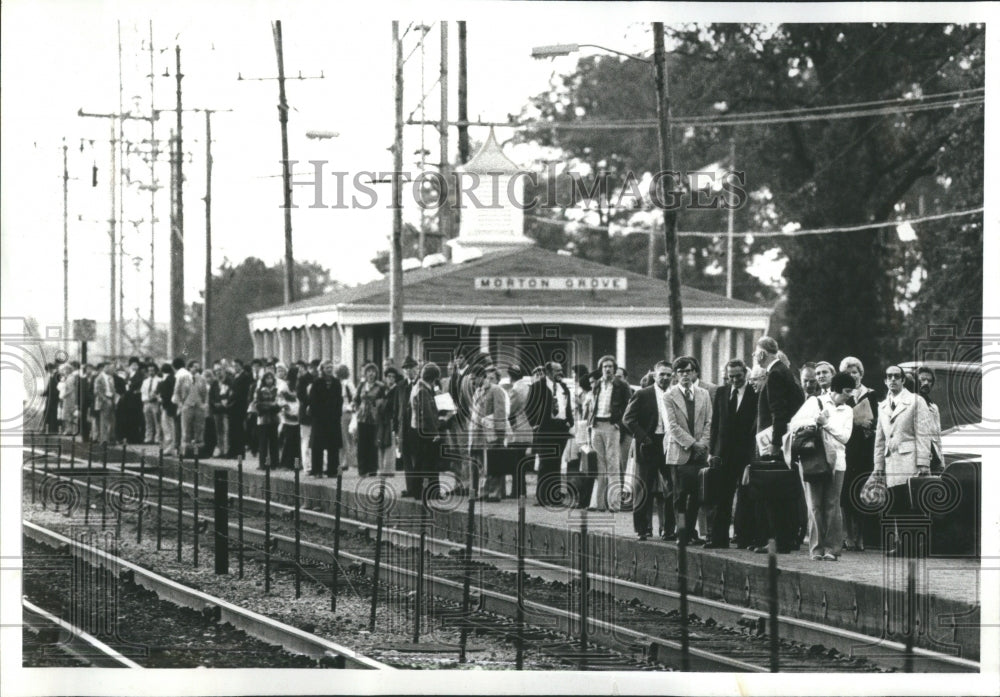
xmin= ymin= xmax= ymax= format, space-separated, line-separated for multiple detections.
xmin=395 ymin=378 xmax=414 ymax=436
xmin=588 ymin=377 xmax=631 ymax=427
xmin=621 ymin=386 xmax=661 ymax=446
xmin=410 ymin=381 xmax=439 ymax=437
xmin=296 ymin=372 xmax=315 ymax=426
xmin=756 ymin=360 xmax=804 ymax=450
xmin=229 ymin=370 xmax=251 ymax=416
xmin=308 ymin=376 xmax=343 ymax=448
xmin=525 ymin=379 xmax=573 ymax=435
xmin=710 ymin=383 xmax=759 ymax=470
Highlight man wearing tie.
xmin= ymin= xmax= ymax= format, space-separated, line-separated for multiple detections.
xmin=622 ymin=361 xmax=675 ymax=540
xmin=526 ymin=360 xmax=574 ymax=507
xmin=707 ymin=359 xmax=758 ymax=548
xmin=664 ymin=356 xmax=713 ymax=546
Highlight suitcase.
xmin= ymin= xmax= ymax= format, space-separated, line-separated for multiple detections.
xmin=748 ymin=458 xmax=800 ymax=551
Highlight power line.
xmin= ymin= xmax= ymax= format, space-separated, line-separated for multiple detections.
xmin=526 ymin=206 xmax=983 ymax=239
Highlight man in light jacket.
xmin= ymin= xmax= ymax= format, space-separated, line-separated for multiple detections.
xmin=664 ymin=356 xmax=712 ymax=545
xmin=873 ymin=365 xmax=933 ymax=488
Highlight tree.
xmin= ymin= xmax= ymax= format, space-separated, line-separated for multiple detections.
xmin=521 ymin=23 xmax=984 ymax=372
xmin=182 ymin=257 xmax=340 ymax=362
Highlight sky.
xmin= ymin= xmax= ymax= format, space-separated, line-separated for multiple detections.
xmin=0 ymin=0 xmax=995 ymax=335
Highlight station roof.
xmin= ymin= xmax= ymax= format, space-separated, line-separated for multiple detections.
xmin=251 ymin=245 xmax=766 ymax=318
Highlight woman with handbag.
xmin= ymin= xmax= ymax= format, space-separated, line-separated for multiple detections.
xmin=786 ymin=372 xmax=855 ymax=560
xmin=839 ymin=356 xmax=881 ymax=551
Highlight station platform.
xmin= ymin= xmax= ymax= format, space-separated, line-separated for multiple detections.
xmin=33 ymin=440 xmax=985 ymax=663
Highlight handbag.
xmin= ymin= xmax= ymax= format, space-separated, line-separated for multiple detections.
xmin=792 ymin=397 xmax=832 ymax=482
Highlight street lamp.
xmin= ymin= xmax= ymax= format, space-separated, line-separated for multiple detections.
xmin=531 ymin=24 xmax=685 ymax=358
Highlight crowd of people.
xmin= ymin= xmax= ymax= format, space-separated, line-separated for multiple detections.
xmin=41 ymin=334 xmax=944 ymax=560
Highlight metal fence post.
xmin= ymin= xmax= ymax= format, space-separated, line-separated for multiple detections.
xmin=459 ymin=492 xmax=476 ymax=662
xmin=264 ymin=462 xmax=271 ymax=594
xmin=678 ymin=512 xmax=690 ymax=672
xmin=332 ymin=472 xmax=343 ymax=612
xmin=768 ymin=537 xmax=780 ymax=673
xmin=193 ymin=453 xmax=200 ymax=568
xmin=369 ymin=476 xmax=386 ymax=632
xmin=214 ymin=470 xmax=229 ymax=575
xmin=294 ymin=468 xmax=301 ymax=599
xmin=237 ymin=456 xmax=245 ymax=579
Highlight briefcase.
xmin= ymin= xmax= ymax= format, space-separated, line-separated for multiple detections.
xmin=699 ymin=466 xmax=725 ymax=504
xmin=748 ymin=458 xmax=800 ymax=502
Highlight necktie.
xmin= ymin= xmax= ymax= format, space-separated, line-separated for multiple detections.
xmin=551 ymin=385 xmax=559 ymax=418
xmin=729 ymin=388 xmax=738 ymax=414
xmin=684 ymin=388 xmax=692 ymax=403
xmin=890 ymin=399 xmax=896 ymax=412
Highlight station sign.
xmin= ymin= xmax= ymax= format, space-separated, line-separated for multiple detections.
xmin=475 ymin=276 xmax=629 ymax=291
xmin=73 ymin=319 xmax=97 ymax=342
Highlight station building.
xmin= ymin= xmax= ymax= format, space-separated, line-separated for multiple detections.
xmin=247 ymin=130 xmax=773 ymax=382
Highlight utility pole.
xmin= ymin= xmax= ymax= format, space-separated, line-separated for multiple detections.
xmin=117 ymin=21 xmax=126 ymax=358
xmin=390 ymin=21 xmax=405 ymax=366
xmin=62 ymin=138 xmax=70 ymax=356
xmin=238 ymin=23 xmax=324 ymax=307
xmin=171 ymin=45 xmax=185 ymax=358
xmin=203 ymin=109 xmax=213 ymax=367
xmin=653 ymin=22 xmax=684 ymax=359
xmin=726 ymin=137 xmax=735 ymax=299
xmin=273 ymin=20 xmax=295 ymax=305
xmin=457 ymin=21 xmax=470 ymax=165
xmin=147 ymin=20 xmax=158 ymax=345
xmin=438 ymin=21 xmax=450 ymax=248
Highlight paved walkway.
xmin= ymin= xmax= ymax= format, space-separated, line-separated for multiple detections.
xmin=122 ymin=443 xmax=985 ymax=607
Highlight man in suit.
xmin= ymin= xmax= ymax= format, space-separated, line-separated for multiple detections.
xmin=707 ymin=359 xmax=758 ymax=548
xmin=308 ymin=360 xmax=344 ymax=476
xmin=526 ymin=360 xmax=574 ymax=507
xmin=752 ymin=336 xmax=805 ymax=552
xmin=874 ymin=365 xmax=932 ymax=488
xmin=297 ymin=359 xmax=318 ymax=466
xmin=395 ymin=356 xmax=421 ymax=497
xmin=227 ymin=360 xmax=251 ymax=457
xmin=622 ymin=361 xmax=675 ymax=540
xmin=664 ymin=356 xmax=712 ymax=545
xmin=754 ymin=337 xmax=804 ymax=460
xmin=411 ymin=361 xmax=443 ymax=501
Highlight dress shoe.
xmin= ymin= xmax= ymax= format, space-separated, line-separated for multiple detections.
xmin=703 ymin=541 xmax=728 ymax=549
xmin=638 ymin=532 xmax=651 ymax=541
xmin=822 ymin=552 xmax=839 ymax=561
xmin=810 ymin=554 xmax=824 ymax=561
xmin=688 ymin=536 xmax=705 ymax=546
xmin=660 ymin=532 xmax=677 ymax=541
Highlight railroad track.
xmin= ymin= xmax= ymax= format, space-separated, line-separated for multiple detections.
xmin=22 ymin=443 xmax=981 ymax=673
xmin=22 ymin=520 xmax=392 ymax=670
xmin=22 ymin=599 xmax=143 ymax=668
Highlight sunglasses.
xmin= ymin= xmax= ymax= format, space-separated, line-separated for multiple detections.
xmin=885 ymin=373 xmax=904 ymax=380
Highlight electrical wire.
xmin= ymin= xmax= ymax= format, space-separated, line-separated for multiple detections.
xmin=526 ymin=206 xmax=983 ymax=239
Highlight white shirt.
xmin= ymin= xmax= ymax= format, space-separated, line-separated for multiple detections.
xmin=788 ymin=394 xmax=853 ymax=471
xmin=595 ymin=377 xmax=614 ymax=418
xmin=654 ymin=383 xmax=670 ymax=434
xmin=546 ymin=377 xmax=571 ymax=420
xmin=141 ymin=375 xmax=160 ymax=402
xmin=728 ymin=382 xmax=748 ymax=410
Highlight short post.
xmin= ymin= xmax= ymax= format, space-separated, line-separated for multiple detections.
xmin=904 ymin=558 xmax=916 ymax=673
xmin=70 ymin=430 xmax=77 ymax=466
xmin=369 ymin=476 xmax=386 ymax=632
xmin=237 ymin=456 xmax=245 ymax=579
xmin=100 ymin=471 xmax=108 ymax=530
xmin=331 ymin=472 xmax=343 ymax=611
xmin=414 ymin=504 xmax=427 ymax=643
xmin=579 ymin=508 xmax=589 ymax=669
xmin=137 ymin=455 xmax=145 ymax=543
xmin=294 ymin=468 xmax=301 ymax=599
xmin=42 ymin=448 xmax=49 ymax=509
xmin=459 ymin=492 xmax=476 ymax=662
xmin=56 ymin=443 xmax=62 ymax=471
xmin=193 ymin=454 xmax=200 ymax=568
xmin=768 ymin=537 xmax=780 ymax=673
xmin=156 ymin=456 xmax=164 ymax=550
xmin=264 ymin=461 xmax=271 ymax=594
xmin=214 ymin=470 xmax=229 ymax=575
xmin=121 ymin=443 xmax=127 ymax=474
xmin=84 ymin=445 xmax=93 ymax=523
xmin=678 ymin=512 xmax=690 ymax=672
xmin=176 ymin=459 xmax=184 ymax=563
xmin=516 ymin=491 xmax=525 ymax=670
xmin=30 ymin=443 xmax=37 ymax=504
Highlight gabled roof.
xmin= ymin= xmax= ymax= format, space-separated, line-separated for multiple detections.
xmin=250 ymin=245 xmax=766 ymax=317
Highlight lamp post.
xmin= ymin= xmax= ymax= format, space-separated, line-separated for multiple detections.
xmin=531 ymin=26 xmax=685 ymax=358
